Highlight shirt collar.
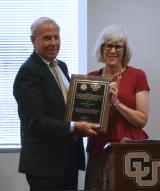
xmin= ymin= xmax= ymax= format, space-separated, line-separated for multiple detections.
xmin=41 ymin=57 xmax=58 ymax=67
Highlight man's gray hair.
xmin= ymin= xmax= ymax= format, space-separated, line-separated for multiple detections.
xmin=30 ymin=17 xmax=60 ymax=37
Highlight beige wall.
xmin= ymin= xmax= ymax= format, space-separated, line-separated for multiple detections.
xmin=0 ymin=152 xmax=29 ymax=191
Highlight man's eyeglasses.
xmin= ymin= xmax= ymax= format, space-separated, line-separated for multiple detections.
xmin=104 ymin=43 xmax=124 ymax=51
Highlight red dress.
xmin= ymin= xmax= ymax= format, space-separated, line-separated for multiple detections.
xmin=87 ymin=66 xmax=150 ymax=155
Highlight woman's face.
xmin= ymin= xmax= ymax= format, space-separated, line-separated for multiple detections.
xmin=102 ymin=41 xmax=124 ymax=68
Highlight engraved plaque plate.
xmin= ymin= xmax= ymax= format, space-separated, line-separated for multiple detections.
xmin=65 ymin=74 xmax=111 ymax=133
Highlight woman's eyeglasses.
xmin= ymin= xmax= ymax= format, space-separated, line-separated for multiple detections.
xmin=104 ymin=43 xmax=124 ymax=51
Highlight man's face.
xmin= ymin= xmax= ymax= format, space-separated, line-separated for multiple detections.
xmin=31 ymin=22 xmax=61 ymax=62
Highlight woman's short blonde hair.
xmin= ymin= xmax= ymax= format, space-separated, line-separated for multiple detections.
xmin=94 ymin=25 xmax=132 ymax=67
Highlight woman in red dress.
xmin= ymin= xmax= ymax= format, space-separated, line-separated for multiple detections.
xmin=85 ymin=25 xmax=150 ymax=189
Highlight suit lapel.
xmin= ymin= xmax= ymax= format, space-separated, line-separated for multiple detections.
xmin=31 ymin=52 xmax=66 ymax=105
xmin=57 ymin=60 xmax=70 ymax=82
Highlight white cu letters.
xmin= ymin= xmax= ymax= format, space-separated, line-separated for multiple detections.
xmin=124 ymin=151 xmax=160 ymax=187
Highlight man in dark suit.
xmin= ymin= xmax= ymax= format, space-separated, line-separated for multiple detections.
xmin=13 ymin=17 xmax=99 ymax=191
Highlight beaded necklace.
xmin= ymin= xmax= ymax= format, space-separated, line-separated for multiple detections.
xmin=112 ymin=71 xmax=122 ymax=86
xmin=103 ymin=67 xmax=123 ymax=85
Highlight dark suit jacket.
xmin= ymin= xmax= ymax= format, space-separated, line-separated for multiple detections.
xmin=13 ymin=51 xmax=85 ymax=177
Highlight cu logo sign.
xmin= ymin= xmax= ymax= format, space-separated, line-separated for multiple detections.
xmin=124 ymin=151 xmax=160 ymax=187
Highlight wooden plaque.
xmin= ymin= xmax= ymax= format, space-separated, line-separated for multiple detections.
xmin=65 ymin=74 xmax=111 ymax=133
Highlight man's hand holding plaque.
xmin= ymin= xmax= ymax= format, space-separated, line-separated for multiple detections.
xmin=65 ymin=74 xmax=111 ymax=135
xmin=74 ymin=121 xmax=100 ymax=137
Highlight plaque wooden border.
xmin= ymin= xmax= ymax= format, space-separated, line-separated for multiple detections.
xmin=65 ymin=74 xmax=111 ymax=133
